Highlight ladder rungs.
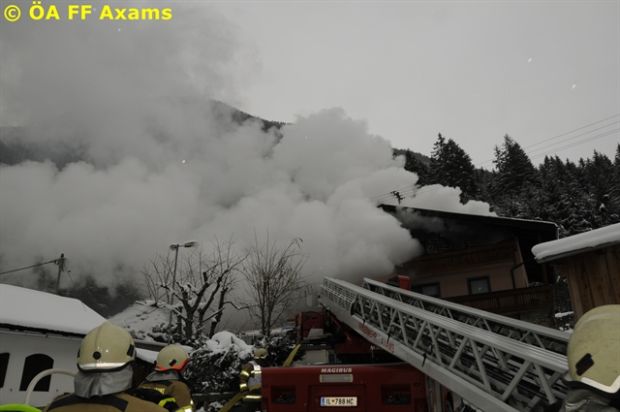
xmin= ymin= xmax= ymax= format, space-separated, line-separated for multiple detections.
xmin=364 ymin=277 xmax=569 ymax=344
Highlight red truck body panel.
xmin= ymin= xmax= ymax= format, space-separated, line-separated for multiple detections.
xmin=261 ymin=363 xmax=428 ymax=412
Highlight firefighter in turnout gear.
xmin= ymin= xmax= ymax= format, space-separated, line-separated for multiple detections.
xmin=44 ymin=322 xmax=169 ymax=412
xmin=556 ymin=305 xmax=620 ymax=412
xmin=140 ymin=344 xmax=195 ymax=412
xmin=239 ymin=347 xmax=269 ymax=407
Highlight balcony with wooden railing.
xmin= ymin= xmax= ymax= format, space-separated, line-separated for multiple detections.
xmin=447 ymin=284 xmax=554 ymax=317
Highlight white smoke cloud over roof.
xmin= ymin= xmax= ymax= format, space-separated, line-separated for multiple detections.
xmin=400 ymin=184 xmax=495 ymax=216
xmin=0 ymin=3 xmax=491 ymax=289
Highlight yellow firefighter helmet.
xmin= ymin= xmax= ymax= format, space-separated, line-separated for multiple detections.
xmin=77 ymin=322 xmax=135 ymax=371
xmin=567 ymin=304 xmax=620 ymax=393
xmin=155 ymin=344 xmax=190 ymax=372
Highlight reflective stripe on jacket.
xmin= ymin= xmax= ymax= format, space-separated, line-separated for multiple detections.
xmin=140 ymin=380 xmax=194 ymax=412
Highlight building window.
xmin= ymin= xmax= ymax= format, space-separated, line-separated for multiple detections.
xmin=20 ymin=354 xmax=54 ymax=391
xmin=386 ymin=276 xmax=400 ymax=287
xmin=0 ymin=353 xmax=9 ymax=388
xmin=468 ymin=277 xmax=491 ymax=295
xmin=413 ymin=282 xmax=441 ymax=298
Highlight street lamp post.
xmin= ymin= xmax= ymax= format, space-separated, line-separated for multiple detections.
xmin=168 ymin=241 xmax=197 ymax=323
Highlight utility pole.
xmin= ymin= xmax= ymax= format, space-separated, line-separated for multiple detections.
xmin=168 ymin=241 xmax=198 ymax=324
xmin=391 ymin=190 xmax=404 ymax=204
xmin=171 ymin=246 xmax=180 ymax=300
xmin=55 ymin=253 xmax=66 ymax=294
xmin=0 ymin=254 xmax=66 ymax=290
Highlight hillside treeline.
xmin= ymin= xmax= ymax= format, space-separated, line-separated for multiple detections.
xmin=397 ymin=134 xmax=620 ymax=237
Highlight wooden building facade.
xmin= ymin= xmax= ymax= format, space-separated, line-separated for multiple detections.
xmin=380 ymin=205 xmax=559 ymax=320
xmin=532 ymin=223 xmax=620 ymax=320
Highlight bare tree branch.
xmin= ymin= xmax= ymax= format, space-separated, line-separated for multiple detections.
xmin=141 ymin=239 xmax=244 ymax=343
xmin=241 ymin=234 xmax=305 ymax=337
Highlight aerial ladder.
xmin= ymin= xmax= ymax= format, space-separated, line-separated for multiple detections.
xmin=319 ymin=277 xmax=571 ymax=412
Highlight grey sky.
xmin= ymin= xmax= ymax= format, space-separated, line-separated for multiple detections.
xmin=0 ymin=0 xmax=616 ymax=306
xmin=213 ymin=1 xmax=620 ymax=166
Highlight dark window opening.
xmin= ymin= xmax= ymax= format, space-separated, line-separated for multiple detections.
xmin=382 ymin=384 xmax=411 ymax=405
xmin=0 ymin=353 xmax=9 ymax=388
xmin=272 ymin=386 xmax=296 ymax=404
xmin=413 ymin=282 xmax=441 ymax=298
xmin=20 ymin=354 xmax=54 ymax=391
xmin=468 ymin=276 xmax=491 ymax=295
xmin=386 ymin=276 xmax=399 ymax=287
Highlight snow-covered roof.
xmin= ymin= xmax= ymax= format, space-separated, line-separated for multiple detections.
xmin=0 ymin=284 xmax=160 ymax=362
xmin=0 ymin=283 xmax=105 ymax=335
xmin=136 ymin=347 xmax=158 ymax=364
xmin=532 ymin=223 xmax=620 ymax=263
xmin=382 ymin=204 xmax=559 ymax=236
xmin=109 ymin=300 xmax=169 ymax=343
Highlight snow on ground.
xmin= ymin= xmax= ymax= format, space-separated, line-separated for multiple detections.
xmin=196 ymin=403 xmax=221 ymax=412
xmin=0 ymin=283 xmax=105 ymax=335
xmin=108 ymin=300 xmax=169 ymax=342
xmin=238 ymin=325 xmax=295 ymax=344
xmin=108 ymin=301 xmax=252 ymax=362
xmin=204 ymin=331 xmax=253 ymax=358
xmin=186 ymin=331 xmax=254 ymax=396
xmin=554 ymin=311 xmax=574 ymax=319
xmin=554 ymin=311 xmax=575 ymax=333
xmin=532 ymin=222 xmax=620 ymax=262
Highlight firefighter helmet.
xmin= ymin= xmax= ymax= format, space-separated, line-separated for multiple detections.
xmin=567 ymin=304 xmax=620 ymax=393
xmin=155 ymin=344 xmax=190 ymax=372
xmin=77 ymin=322 xmax=136 ymax=371
xmin=253 ymin=347 xmax=268 ymax=360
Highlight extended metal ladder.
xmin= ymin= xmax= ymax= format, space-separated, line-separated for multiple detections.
xmin=319 ymin=277 xmax=570 ymax=412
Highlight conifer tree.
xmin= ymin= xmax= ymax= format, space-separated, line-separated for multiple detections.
xmin=489 ymin=135 xmax=539 ymax=217
xmin=403 ymin=149 xmax=430 ymax=185
xmin=610 ymin=145 xmax=620 ymax=218
xmin=538 ymin=156 xmax=590 ymax=235
xmin=429 ymin=133 xmax=478 ymax=201
xmin=582 ymin=150 xmax=620 ymax=226
xmin=492 ymin=135 xmax=538 ymax=196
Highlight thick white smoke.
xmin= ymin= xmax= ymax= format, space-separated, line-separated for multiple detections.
xmin=0 ymin=3 xmax=492 ymax=291
xmin=0 ymin=108 xmax=425 ymax=284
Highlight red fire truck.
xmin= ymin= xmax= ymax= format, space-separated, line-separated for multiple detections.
xmin=261 ymin=363 xmax=427 ymax=412
xmin=237 ymin=275 xmax=569 ymax=412
xmin=257 ymin=310 xmax=431 ymax=412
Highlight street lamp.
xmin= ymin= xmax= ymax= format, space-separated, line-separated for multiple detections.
xmin=168 ymin=241 xmax=198 ymax=323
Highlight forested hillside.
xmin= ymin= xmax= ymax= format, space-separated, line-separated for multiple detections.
xmin=398 ymin=134 xmax=620 ymax=236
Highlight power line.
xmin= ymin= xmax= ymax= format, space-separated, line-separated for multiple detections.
xmin=371 ymin=185 xmax=415 ymax=200
xmin=524 ymin=113 xmax=620 ymax=150
xmin=372 ymin=180 xmax=465 ymax=203
xmin=525 ymin=122 xmax=619 ymax=158
xmin=477 ymin=113 xmax=620 ymax=167
xmin=373 ymin=187 xmax=428 ymax=204
xmin=369 ymin=182 xmax=416 ymax=200
xmin=0 ymin=257 xmax=61 ymax=276
xmin=374 ymin=188 xmax=417 ymax=202
xmin=529 ymin=128 xmax=620 ymax=161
